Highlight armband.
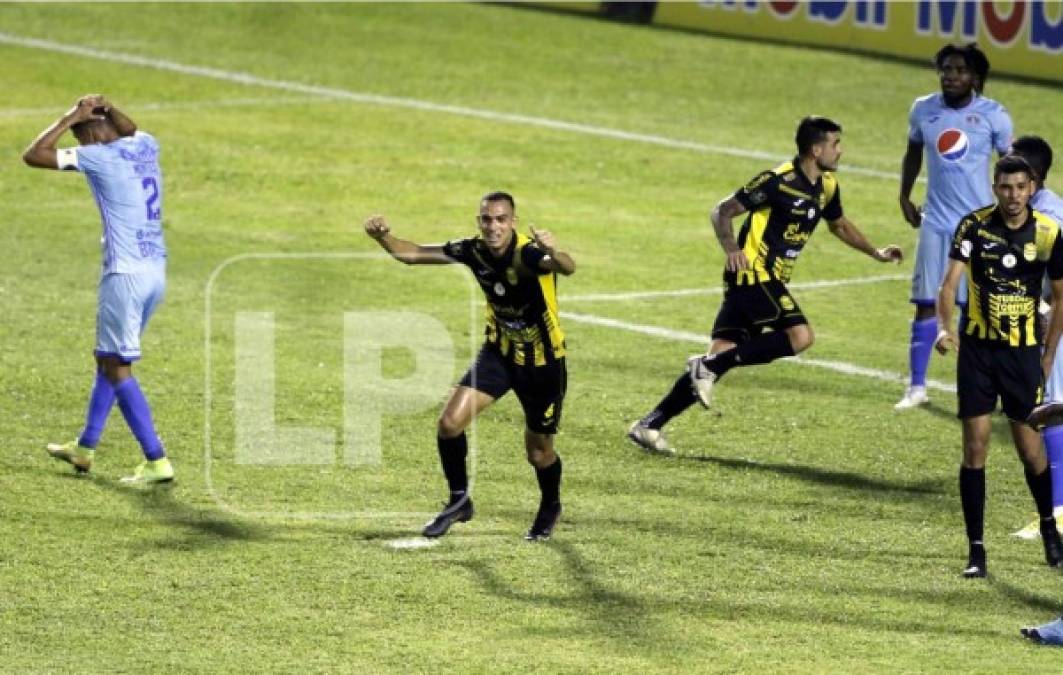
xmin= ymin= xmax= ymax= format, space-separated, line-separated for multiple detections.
xmin=56 ymin=147 xmax=79 ymax=171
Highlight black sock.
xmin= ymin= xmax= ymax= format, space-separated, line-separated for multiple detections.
xmin=1025 ymin=466 xmax=1055 ymax=519
xmin=642 ymin=372 xmax=698 ymax=430
xmin=708 ymin=330 xmax=796 ymax=379
xmin=535 ymin=456 xmax=562 ymax=507
xmin=437 ymin=433 xmax=468 ymax=496
xmin=960 ymin=466 xmax=986 ymax=544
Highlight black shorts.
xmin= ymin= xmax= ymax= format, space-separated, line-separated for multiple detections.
xmin=957 ymin=335 xmax=1043 ymax=421
xmin=458 ymin=344 xmax=567 ymax=434
xmin=711 ymin=280 xmax=808 ymax=344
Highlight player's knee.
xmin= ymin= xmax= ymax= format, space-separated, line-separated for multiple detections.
xmin=962 ymin=442 xmax=988 ymax=467
xmin=526 ymin=446 xmax=556 ymax=469
xmin=788 ymin=325 xmax=814 ymax=353
xmin=437 ymin=411 xmax=467 ymax=439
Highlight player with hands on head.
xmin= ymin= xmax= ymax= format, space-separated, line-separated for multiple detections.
xmin=24 ymin=94 xmax=172 ymax=484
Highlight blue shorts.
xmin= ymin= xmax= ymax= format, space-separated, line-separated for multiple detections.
xmin=95 ymin=267 xmax=166 ymax=362
xmin=911 ymin=227 xmax=967 ymax=306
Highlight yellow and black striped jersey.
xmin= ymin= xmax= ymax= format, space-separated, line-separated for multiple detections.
xmin=443 ymin=233 xmax=565 ymax=366
xmin=950 ymin=205 xmax=1063 ymax=347
xmin=726 ymin=158 xmax=843 ymax=287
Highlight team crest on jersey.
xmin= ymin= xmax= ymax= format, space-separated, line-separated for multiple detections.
xmin=1024 ymin=243 xmax=1037 ymax=262
xmin=779 ymin=295 xmax=795 ymax=311
xmin=1002 ymin=254 xmax=1017 ymax=269
xmin=936 ymin=129 xmax=969 ymax=162
xmin=505 ymin=267 xmax=518 ymax=285
xmin=493 ymin=282 xmax=506 ymax=296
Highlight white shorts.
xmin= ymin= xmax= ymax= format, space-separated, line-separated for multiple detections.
xmin=911 ymin=227 xmax=967 ymax=306
xmin=95 ymin=267 xmax=166 ymax=362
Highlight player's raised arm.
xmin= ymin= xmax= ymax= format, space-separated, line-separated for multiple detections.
xmin=22 ymin=97 xmax=103 ymax=170
xmin=899 ymin=139 xmax=924 ymax=228
xmin=363 ymin=215 xmax=454 ymax=264
xmin=826 ymin=216 xmax=904 ymax=263
xmin=529 ymin=226 xmax=575 ymax=276
xmin=710 ymin=196 xmax=749 ymax=272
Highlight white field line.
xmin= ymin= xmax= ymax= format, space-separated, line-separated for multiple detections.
xmin=559 ymin=310 xmax=957 ymax=394
xmin=0 ymin=96 xmax=329 ymax=120
xmin=567 ymin=273 xmax=908 ymax=303
xmin=0 ymin=31 xmax=906 ymax=181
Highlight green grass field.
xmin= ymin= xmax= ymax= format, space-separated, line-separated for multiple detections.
xmin=4 ymin=3 xmax=1063 ymax=672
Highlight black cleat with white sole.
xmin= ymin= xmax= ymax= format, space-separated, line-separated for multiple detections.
xmin=422 ymin=494 xmax=474 ymax=538
xmin=1041 ymin=520 xmax=1063 ymax=568
xmin=962 ymin=545 xmax=987 ymax=579
xmin=525 ymin=502 xmax=562 ymax=541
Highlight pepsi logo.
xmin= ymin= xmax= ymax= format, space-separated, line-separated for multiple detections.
xmin=937 ymin=129 xmax=969 ymax=162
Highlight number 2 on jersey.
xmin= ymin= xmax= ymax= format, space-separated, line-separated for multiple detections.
xmin=142 ymin=176 xmax=161 ymax=221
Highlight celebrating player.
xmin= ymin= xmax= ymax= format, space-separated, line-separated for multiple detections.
xmin=895 ymin=43 xmax=1013 ymax=410
xmin=628 ymin=116 xmax=902 ymax=454
xmin=364 ymin=192 xmax=574 ymax=540
xmin=934 ymin=156 xmax=1063 ymax=578
xmin=24 ymin=95 xmax=172 ymax=484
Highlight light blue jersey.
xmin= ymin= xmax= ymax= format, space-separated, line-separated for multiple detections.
xmin=908 ymin=93 xmax=1013 ymax=235
xmin=1036 ymin=188 xmax=1063 ymax=404
xmin=74 ymin=132 xmax=166 ymax=274
xmin=1033 ymin=187 xmax=1063 ymax=227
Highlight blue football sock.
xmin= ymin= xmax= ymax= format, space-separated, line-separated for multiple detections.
xmin=909 ymin=317 xmax=938 ymax=387
xmin=114 ymin=377 xmax=165 ymax=461
xmin=78 ymin=370 xmax=115 ymax=449
xmin=1045 ymin=426 xmax=1063 ymax=510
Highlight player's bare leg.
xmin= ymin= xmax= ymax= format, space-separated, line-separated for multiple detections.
xmin=422 ymin=386 xmax=494 ymax=538
xmin=690 ymin=324 xmax=813 ymax=408
xmin=1010 ymin=420 xmax=1063 ymax=567
xmin=524 ymin=431 xmax=562 ymax=541
xmin=628 ymin=338 xmax=737 ymax=454
xmin=959 ymin=416 xmax=990 ymax=577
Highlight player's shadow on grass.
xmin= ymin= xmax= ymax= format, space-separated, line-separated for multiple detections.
xmin=681 ymin=454 xmax=945 ymax=498
xmin=88 ymin=477 xmax=264 ymax=547
xmin=919 ymin=404 xmax=1017 ymax=442
xmin=989 ymin=576 xmax=1061 ymax=614
xmin=452 ymin=540 xmax=652 ymax=644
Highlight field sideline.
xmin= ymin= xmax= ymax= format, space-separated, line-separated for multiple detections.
xmin=3 ymin=4 xmax=1063 ymax=673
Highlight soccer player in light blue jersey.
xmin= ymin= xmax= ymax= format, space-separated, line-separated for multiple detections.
xmin=24 ymin=95 xmax=173 ymax=484
xmin=896 ymin=44 xmax=1013 ymax=410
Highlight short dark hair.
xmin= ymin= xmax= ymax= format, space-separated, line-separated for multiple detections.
xmin=795 ymin=116 xmax=842 ymax=155
xmin=934 ymin=43 xmax=990 ymax=92
xmin=1010 ymin=135 xmax=1053 ymax=183
xmin=994 ymin=154 xmax=1036 ymax=182
xmin=481 ymin=191 xmax=515 ymax=211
